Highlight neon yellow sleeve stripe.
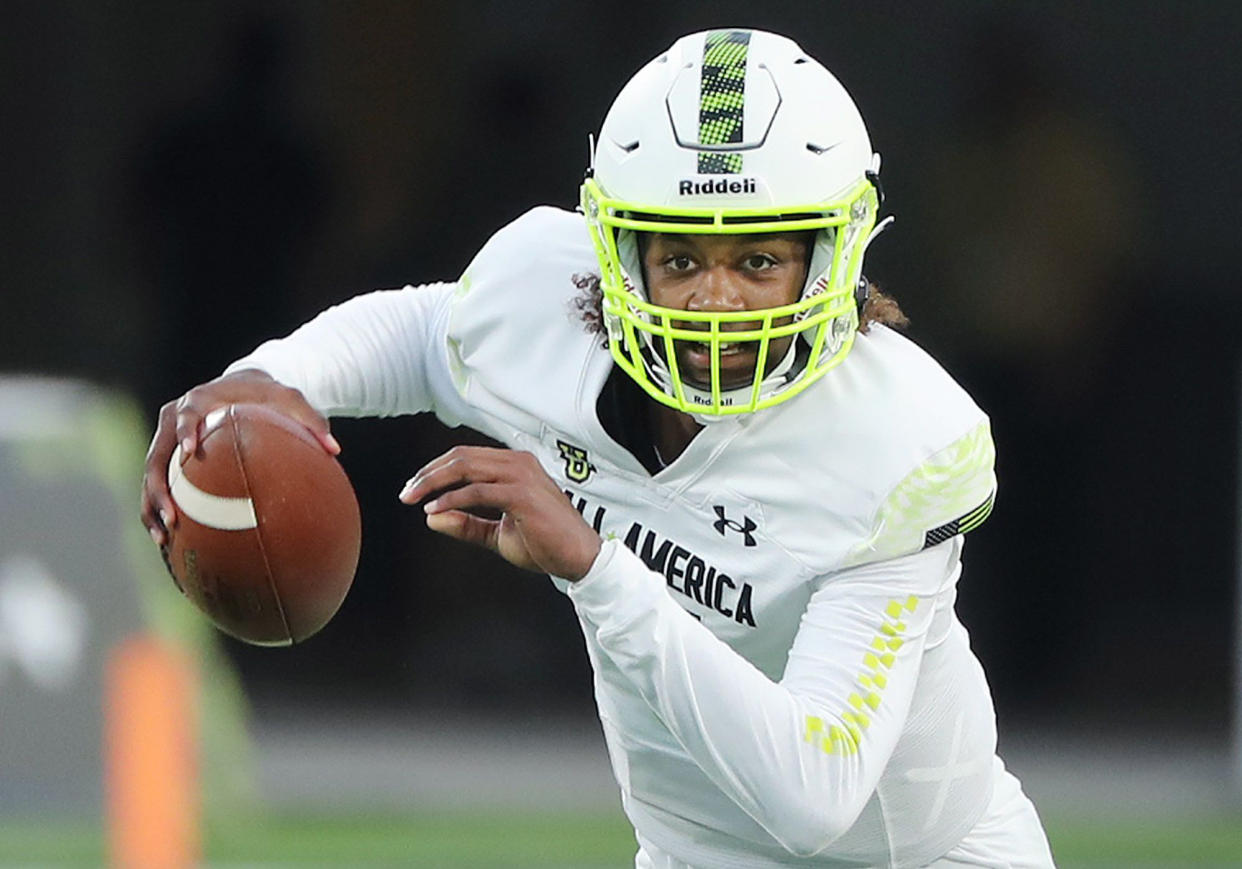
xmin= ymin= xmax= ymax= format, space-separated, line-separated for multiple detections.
xmin=803 ymin=595 xmax=919 ymax=757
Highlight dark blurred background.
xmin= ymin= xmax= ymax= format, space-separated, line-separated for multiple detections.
xmin=4 ymin=0 xmax=1240 ymax=745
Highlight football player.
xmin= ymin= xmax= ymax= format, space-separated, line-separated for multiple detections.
xmin=142 ymin=29 xmax=1055 ymax=867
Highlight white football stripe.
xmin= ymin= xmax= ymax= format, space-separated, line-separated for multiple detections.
xmin=168 ymin=445 xmax=258 ymax=531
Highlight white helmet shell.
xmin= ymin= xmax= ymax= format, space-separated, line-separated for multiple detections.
xmin=593 ymin=30 xmax=874 ymax=211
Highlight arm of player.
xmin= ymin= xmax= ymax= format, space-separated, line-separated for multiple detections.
xmin=140 ymin=282 xmax=458 ymax=546
xmin=401 ymin=442 xmax=971 ymax=857
xmin=567 ymin=538 xmax=954 ymax=858
xmin=223 ymin=282 xmax=458 ymax=419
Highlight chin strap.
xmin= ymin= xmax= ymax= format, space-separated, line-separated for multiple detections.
xmin=863 ymin=215 xmax=895 ymax=256
xmin=855 ymin=214 xmax=894 ymax=315
xmin=856 ymin=275 xmax=871 ymax=312
xmin=862 ymin=150 xmax=893 ymax=261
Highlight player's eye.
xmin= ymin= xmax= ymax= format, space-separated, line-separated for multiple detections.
xmin=743 ymin=253 xmax=778 ymax=271
xmin=664 ymin=254 xmax=695 ymax=272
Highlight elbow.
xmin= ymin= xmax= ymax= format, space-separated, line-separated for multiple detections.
xmin=766 ymin=800 xmax=860 ymax=858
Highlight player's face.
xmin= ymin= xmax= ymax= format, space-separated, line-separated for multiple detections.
xmin=640 ymin=231 xmax=812 ymax=392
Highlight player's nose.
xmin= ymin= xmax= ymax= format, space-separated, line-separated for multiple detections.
xmin=685 ymin=267 xmax=746 ymax=313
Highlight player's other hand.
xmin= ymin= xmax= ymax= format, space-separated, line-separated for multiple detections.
xmin=400 ymin=446 xmax=602 ymax=581
xmin=140 ymin=369 xmax=340 ymax=547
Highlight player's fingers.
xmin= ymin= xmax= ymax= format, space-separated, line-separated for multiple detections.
xmin=139 ymin=496 xmax=165 ymax=545
xmin=403 ymin=452 xmax=455 ymax=492
xmin=417 ymin=447 xmax=545 ymax=493
xmin=421 ymin=481 xmax=517 ymax=516
xmin=141 ymin=402 xmax=182 ymax=540
xmin=321 ymin=430 xmax=341 ymax=455
xmin=269 ymin=386 xmax=340 ymax=456
xmin=140 ymin=484 xmax=176 ymax=544
xmin=140 ymin=466 xmax=178 ymax=542
xmin=283 ymin=409 xmax=340 ymax=455
xmin=397 ymin=464 xmax=470 ymax=504
xmin=424 ymin=509 xmax=500 ymax=550
xmin=412 ymin=445 xmax=514 ymax=480
xmin=398 ymin=448 xmax=515 ymax=504
xmin=172 ymin=395 xmax=207 ymax=466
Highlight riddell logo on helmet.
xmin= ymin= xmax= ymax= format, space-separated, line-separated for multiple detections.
xmin=678 ymin=178 xmax=757 ymax=196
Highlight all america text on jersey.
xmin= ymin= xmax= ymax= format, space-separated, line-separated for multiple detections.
xmin=566 ymin=489 xmax=757 ymax=628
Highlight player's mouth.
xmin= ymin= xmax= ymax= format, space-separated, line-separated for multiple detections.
xmin=677 ymin=338 xmax=758 ymax=389
xmin=682 ymin=339 xmax=753 ymax=364
xmin=689 ymin=339 xmax=747 ymax=354
xmin=666 ymin=318 xmax=799 ymax=391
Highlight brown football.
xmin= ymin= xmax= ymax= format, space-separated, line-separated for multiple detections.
xmin=164 ymin=403 xmax=360 ymax=645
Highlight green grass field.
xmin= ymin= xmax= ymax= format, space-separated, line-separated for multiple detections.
xmin=2 ymin=811 xmax=1241 ymax=867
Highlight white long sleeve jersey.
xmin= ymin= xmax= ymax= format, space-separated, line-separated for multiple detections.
xmin=228 ymin=207 xmax=1034 ymax=867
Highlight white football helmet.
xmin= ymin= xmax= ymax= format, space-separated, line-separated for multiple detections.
xmin=581 ymin=28 xmax=884 ymax=416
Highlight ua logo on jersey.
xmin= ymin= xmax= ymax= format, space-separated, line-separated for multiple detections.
xmin=713 ymin=505 xmax=757 ymax=547
xmin=557 ymin=440 xmax=595 ymax=483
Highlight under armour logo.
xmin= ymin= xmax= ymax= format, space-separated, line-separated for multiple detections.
xmin=712 ymin=506 xmax=757 ymax=547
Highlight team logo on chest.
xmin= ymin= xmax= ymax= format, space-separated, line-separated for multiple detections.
xmin=556 ymin=439 xmax=595 ymax=483
xmin=713 ymin=505 xmax=757 ymax=547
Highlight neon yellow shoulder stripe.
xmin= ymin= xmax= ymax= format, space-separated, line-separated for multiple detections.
xmin=845 ymin=420 xmax=996 ymax=567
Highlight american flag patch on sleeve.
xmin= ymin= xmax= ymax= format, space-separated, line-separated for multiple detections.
xmin=923 ymin=491 xmax=995 ymax=549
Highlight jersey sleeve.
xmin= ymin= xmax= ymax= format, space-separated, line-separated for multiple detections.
xmin=439 ymin=207 xmax=601 ymax=436
xmin=223 ymin=281 xmax=465 ymax=422
xmin=566 ymin=536 xmax=959 ymax=857
xmin=843 ymin=419 xmax=996 ymax=568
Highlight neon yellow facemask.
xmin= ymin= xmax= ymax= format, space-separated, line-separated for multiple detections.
xmin=581 ymin=176 xmax=879 ymax=417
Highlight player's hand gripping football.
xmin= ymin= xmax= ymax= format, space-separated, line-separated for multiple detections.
xmin=400 ymin=446 xmax=602 ymax=581
xmin=140 ymin=369 xmax=340 ymax=547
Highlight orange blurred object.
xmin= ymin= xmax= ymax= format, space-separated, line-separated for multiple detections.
xmin=105 ymin=635 xmax=199 ymax=869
